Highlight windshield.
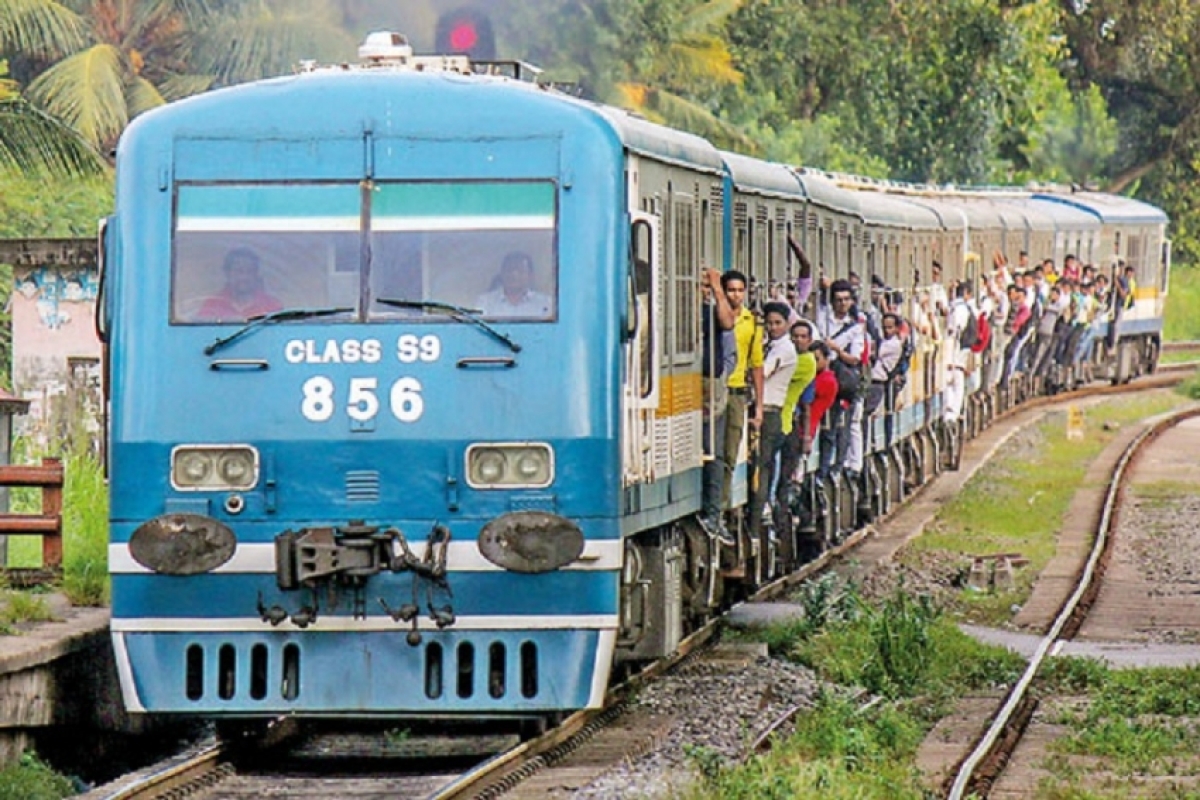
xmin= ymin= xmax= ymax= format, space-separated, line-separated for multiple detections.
xmin=172 ymin=180 xmax=557 ymax=324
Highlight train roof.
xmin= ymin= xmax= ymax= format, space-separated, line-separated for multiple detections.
xmin=853 ymin=190 xmax=943 ymax=230
xmin=955 ymin=196 xmax=1034 ymax=231
xmin=795 ymin=171 xmax=861 ymax=217
xmin=591 ymin=106 xmax=726 ymax=174
xmin=1019 ymin=196 xmax=1104 ymax=230
xmin=888 ymin=195 xmax=967 ymax=231
xmin=1032 ymin=192 xmax=1170 ymax=225
xmin=720 ymin=151 xmax=805 ymax=199
xmin=120 ymin=67 xmax=730 ymax=178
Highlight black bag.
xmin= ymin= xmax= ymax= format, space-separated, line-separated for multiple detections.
xmin=831 ymin=357 xmax=862 ymax=401
xmin=827 ymin=319 xmax=862 ymax=401
xmin=957 ymin=303 xmax=980 ymax=349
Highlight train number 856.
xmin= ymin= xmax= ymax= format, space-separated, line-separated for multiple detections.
xmin=301 ymin=376 xmax=424 ymax=423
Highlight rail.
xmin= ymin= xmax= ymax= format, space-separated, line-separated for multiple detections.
xmin=0 ymin=457 xmax=64 ymax=570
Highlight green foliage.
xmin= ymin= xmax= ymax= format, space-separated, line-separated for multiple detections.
xmin=7 ymin=444 xmax=109 ymax=606
xmin=0 ymin=172 xmax=113 ymax=239
xmin=1039 ymin=656 xmax=1110 ymax=694
xmin=687 ymin=692 xmax=929 ymax=799
xmin=0 ymin=751 xmax=73 ymax=800
xmin=791 ymin=587 xmax=1023 ymax=701
xmin=1174 ymin=369 xmax=1200 ymax=402
xmin=1164 ymin=265 xmax=1200 ymax=341
xmin=861 ymin=592 xmax=935 ymax=698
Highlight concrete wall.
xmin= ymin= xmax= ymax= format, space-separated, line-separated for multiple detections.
xmin=0 ymin=239 xmax=102 ymax=446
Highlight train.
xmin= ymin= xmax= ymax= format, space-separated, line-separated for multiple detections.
xmin=99 ymin=31 xmax=1170 ymax=724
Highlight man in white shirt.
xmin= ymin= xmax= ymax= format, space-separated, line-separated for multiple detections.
xmin=815 ymin=279 xmax=866 ymax=479
xmin=476 ymin=252 xmax=553 ymax=318
xmin=944 ymin=281 xmax=975 ymax=424
xmin=866 ymin=312 xmax=904 ymax=416
xmin=751 ymin=302 xmax=798 ymax=536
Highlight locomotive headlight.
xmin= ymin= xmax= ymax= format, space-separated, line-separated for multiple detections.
xmin=178 ymin=452 xmax=212 ymax=483
xmin=475 ymin=450 xmax=506 ymax=484
xmin=218 ymin=451 xmax=253 ymax=484
xmin=466 ymin=443 xmax=554 ymax=489
xmin=171 ymin=445 xmax=260 ymax=491
xmin=515 ymin=451 xmax=550 ymax=483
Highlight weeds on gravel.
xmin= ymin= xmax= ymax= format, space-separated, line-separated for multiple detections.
xmin=0 ymin=590 xmax=57 ymax=629
xmin=1037 ymin=661 xmax=1200 ymax=788
xmin=684 ymin=692 xmax=928 ymax=800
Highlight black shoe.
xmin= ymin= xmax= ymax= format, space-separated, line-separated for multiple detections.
xmin=700 ymin=515 xmax=736 ymax=547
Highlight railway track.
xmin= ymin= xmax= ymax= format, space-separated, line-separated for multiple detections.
xmin=83 ymin=365 xmax=1198 ymax=800
xmin=946 ymin=400 xmax=1200 ymax=799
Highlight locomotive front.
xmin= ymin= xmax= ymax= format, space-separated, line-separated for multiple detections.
xmin=104 ymin=58 xmax=626 ymax=717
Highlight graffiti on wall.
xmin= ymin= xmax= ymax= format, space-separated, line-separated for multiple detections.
xmin=14 ymin=266 xmax=99 ymax=329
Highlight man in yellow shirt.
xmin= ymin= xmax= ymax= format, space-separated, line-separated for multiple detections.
xmin=720 ymin=270 xmax=764 ymax=510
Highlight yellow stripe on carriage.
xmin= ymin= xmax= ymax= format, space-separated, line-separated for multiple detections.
xmin=655 ymin=371 xmax=702 ymax=418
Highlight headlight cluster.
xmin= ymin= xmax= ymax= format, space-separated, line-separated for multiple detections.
xmin=466 ymin=443 xmax=554 ymax=489
xmin=171 ymin=445 xmax=259 ymax=491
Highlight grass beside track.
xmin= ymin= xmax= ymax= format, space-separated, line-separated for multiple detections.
xmin=1035 ymin=658 xmax=1200 ymax=798
xmin=906 ymin=390 xmax=1188 ymax=626
xmin=692 ymin=587 xmax=1024 ymax=799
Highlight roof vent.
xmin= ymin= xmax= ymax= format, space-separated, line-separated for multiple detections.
xmin=358 ymin=31 xmax=414 ymax=64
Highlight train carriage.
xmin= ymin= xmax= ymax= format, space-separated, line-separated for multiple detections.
xmin=1033 ymin=192 xmax=1170 ymax=380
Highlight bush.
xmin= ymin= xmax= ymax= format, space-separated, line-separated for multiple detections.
xmin=0 ymin=752 xmax=74 ymax=800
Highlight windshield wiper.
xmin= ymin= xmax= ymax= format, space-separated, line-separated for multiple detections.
xmin=376 ymin=298 xmax=522 ymax=353
xmin=203 ymin=307 xmax=354 ymax=356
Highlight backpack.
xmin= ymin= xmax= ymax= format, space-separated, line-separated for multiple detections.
xmin=957 ymin=303 xmax=979 ymax=350
xmin=970 ymin=312 xmax=990 ymax=354
xmin=888 ymin=334 xmax=916 ymax=392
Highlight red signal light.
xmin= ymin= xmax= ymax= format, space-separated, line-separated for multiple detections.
xmin=435 ymin=8 xmax=495 ymax=60
xmin=448 ymin=22 xmax=478 ymax=51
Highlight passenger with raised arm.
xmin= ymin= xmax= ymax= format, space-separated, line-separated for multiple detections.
xmin=476 ymin=251 xmax=553 ymax=318
xmin=197 ymin=247 xmax=283 ymax=322
xmin=719 ymin=270 xmax=764 ymax=510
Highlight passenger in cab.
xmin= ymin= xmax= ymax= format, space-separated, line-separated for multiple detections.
xmin=197 ymin=247 xmax=283 ymax=321
xmin=476 ymin=251 xmax=553 ymax=318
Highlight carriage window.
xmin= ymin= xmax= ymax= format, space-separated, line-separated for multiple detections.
xmin=172 ymin=183 xmax=360 ymax=323
xmin=369 ymin=181 xmax=557 ymax=321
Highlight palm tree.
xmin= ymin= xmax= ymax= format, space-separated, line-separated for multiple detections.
xmin=4 ymin=0 xmax=355 ymax=155
xmin=0 ymin=59 xmax=104 ymax=176
xmin=611 ymin=0 xmax=754 ymax=152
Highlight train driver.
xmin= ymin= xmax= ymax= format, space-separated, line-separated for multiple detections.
xmin=196 ymin=247 xmax=283 ymax=321
xmin=476 ymin=251 xmax=553 ymax=318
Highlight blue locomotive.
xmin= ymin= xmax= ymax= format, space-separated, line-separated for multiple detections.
xmin=101 ymin=33 xmax=1170 ymax=721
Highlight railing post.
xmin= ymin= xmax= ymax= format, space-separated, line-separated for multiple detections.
xmin=40 ymin=457 xmax=63 ymax=569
